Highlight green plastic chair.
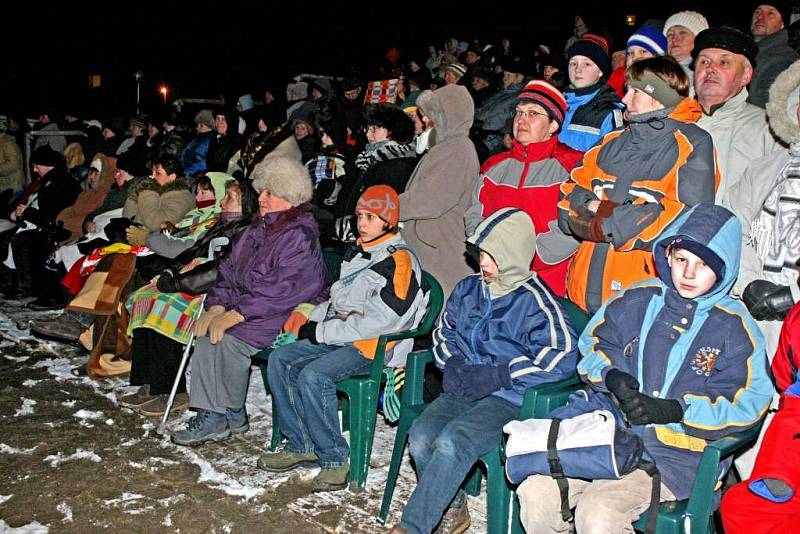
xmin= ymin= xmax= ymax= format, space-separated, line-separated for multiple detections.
xmin=377 ymin=359 xmax=583 ymax=532
xmin=335 ymin=271 xmax=443 ymax=490
xmin=252 ymin=270 xmax=444 ymax=489
xmin=378 ymin=295 xmax=590 ymax=531
xmin=630 ymin=424 xmax=763 ymax=534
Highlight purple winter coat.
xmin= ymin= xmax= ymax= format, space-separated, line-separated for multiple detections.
xmin=204 ymin=205 xmax=327 ymax=348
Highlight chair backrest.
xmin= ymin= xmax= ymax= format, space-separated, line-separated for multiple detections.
xmin=557 ymin=296 xmax=591 ymax=337
xmin=418 ymin=271 xmax=444 ymax=336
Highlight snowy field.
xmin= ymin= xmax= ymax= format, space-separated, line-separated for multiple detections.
xmin=0 ymin=299 xmax=490 ymax=533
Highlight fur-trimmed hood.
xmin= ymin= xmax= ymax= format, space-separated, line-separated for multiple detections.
xmin=127 ymin=176 xmax=191 ymax=200
xmin=767 ymin=59 xmax=800 ymax=145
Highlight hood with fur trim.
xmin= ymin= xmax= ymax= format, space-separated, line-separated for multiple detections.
xmin=127 ymin=175 xmax=191 ymax=200
xmin=766 ymin=58 xmax=800 ymax=145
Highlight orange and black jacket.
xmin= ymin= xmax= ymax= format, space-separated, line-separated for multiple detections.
xmin=558 ymin=98 xmax=720 ymax=313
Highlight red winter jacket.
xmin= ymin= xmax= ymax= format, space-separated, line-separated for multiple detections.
xmin=464 ymin=136 xmax=583 ymax=296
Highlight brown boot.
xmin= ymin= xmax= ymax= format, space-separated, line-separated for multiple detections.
xmin=118 ymin=385 xmax=156 ymax=408
xmin=136 ymin=393 xmax=189 ymax=417
xmin=435 ymin=502 xmax=470 ymax=534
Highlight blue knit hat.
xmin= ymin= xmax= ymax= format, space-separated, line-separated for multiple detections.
xmin=627 ymin=25 xmax=668 ymax=56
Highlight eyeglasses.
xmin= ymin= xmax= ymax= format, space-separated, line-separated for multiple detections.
xmin=514 ymin=109 xmax=550 ymax=120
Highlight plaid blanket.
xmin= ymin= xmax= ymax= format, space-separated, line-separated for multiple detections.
xmin=125 ymin=257 xmax=206 ymax=344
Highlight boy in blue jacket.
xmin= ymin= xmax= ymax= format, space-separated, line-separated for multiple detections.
xmin=391 ymin=208 xmax=579 ymax=534
xmin=518 ymin=204 xmax=774 ymax=533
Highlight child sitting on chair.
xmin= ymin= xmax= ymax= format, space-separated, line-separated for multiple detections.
xmin=516 ymin=204 xmax=774 ymax=534
xmin=391 ymin=207 xmax=579 ymax=534
xmin=260 ymin=185 xmax=427 ymax=492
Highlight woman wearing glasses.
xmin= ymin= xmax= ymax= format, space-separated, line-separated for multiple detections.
xmin=558 ymin=55 xmax=719 ymax=316
xmin=464 ymin=80 xmax=583 ymax=297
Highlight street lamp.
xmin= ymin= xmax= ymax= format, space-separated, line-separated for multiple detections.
xmin=159 ymin=85 xmax=169 ymax=104
xmin=134 ymin=70 xmax=144 ymax=114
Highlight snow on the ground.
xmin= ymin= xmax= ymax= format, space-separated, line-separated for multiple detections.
xmin=13 ymin=399 xmax=36 ymax=417
xmin=0 ymin=520 xmax=48 ymax=533
xmin=1 ymin=306 xmax=490 ymax=532
xmin=56 ymin=502 xmax=73 ymax=523
xmin=72 ymin=409 xmax=104 ymax=420
xmin=0 ymin=444 xmax=37 ymax=455
xmin=43 ymin=449 xmax=102 ymax=467
xmin=0 ymin=495 xmax=12 ymax=505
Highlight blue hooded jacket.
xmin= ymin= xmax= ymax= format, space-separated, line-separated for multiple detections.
xmin=560 ymin=203 xmax=774 ymax=500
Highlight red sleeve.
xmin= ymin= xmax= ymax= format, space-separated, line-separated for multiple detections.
xmin=772 ymin=303 xmax=800 ymax=392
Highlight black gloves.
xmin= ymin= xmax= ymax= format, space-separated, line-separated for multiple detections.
xmin=443 ymin=356 xmax=513 ymax=402
xmin=297 ymin=321 xmax=319 ymax=344
xmin=605 ymin=368 xmax=684 ymax=425
xmin=743 ymin=280 xmax=794 ymax=321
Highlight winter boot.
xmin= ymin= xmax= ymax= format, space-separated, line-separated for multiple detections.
xmin=312 ymin=462 xmax=350 ymax=492
xmin=136 ymin=393 xmax=189 ymax=417
xmin=118 ymin=385 xmax=157 ymax=408
xmin=257 ymin=449 xmax=319 ymax=472
xmin=171 ymin=409 xmax=230 ymax=446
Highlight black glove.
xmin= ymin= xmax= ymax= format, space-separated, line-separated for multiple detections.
xmin=743 ymin=280 xmax=779 ymax=315
xmin=453 ymin=362 xmax=513 ymax=402
xmin=442 ymin=356 xmax=468 ymax=398
xmin=619 ymin=393 xmax=684 ymax=425
xmin=604 ymin=368 xmax=640 ymax=401
xmin=297 ymin=321 xmax=319 ymax=344
xmin=742 ymin=280 xmax=794 ymax=321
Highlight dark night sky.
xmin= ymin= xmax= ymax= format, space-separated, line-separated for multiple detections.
xmin=3 ymin=1 xmax=749 ymax=120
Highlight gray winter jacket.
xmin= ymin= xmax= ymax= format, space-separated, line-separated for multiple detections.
xmin=308 ymin=232 xmax=428 ymax=367
xmin=748 ymin=29 xmax=799 ymax=109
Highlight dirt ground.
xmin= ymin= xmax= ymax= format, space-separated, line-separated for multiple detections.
xmin=0 ymin=300 xmax=489 ymax=533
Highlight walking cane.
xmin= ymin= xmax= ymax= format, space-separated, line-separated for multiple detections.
xmin=158 ymin=236 xmax=229 ymax=435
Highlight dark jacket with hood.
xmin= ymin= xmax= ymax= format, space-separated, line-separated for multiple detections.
xmin=206 ymin=109 xmax=242 ymax=172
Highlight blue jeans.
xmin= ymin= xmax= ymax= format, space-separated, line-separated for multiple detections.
xmin=400 ymin=393 xmax=519 ymax=534
xmin=267 ymin=340 xmax=372 ymax=467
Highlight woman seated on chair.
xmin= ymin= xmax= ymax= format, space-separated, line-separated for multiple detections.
xmin=516 ymin=204 xmax=773 ymax=534
xmin=170 ymin=158 xmax=328 ymax=446
xmin=390 ymin=208 xmax=579 ymax=534
xmin=116 ymin=176 xmax=258 ymax=417
xmin=259 ymin=185 xmax=427 ymax=492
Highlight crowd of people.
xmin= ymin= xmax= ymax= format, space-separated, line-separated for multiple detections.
xmin=1 ymin=4 xmax=800 ymax=533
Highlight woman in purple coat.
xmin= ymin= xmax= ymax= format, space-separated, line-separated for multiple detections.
xmin=172 ymin=157 xmax=328 ymax=447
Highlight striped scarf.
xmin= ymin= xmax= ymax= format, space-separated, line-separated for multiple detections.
xmin=354 ymin=140 xmax=416 ymax=173
xmin=751 ymin=143 xmax=800 ymax=286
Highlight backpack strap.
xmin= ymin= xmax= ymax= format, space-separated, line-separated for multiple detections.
xmin=546 ymin=418 xmax=573 ymax=523
xmin=639 ymin=460 xmax=661 ymax=534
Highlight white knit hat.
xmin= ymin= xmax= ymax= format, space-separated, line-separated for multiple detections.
xmin=663 ymin=11 xmax=710 ymax=37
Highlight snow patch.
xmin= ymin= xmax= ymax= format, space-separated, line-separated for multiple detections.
xmin=103 ymin=493 xmax=145 ymax=506
xmin=14 ymin=398 xmax=36 ymax=417
xmin=105 ymin=419 xmax=114 ymax=426
xmin=0 ymin=443 xmax=37 ymax=455
xmin=0 ymin=520 xmax=49 ymax=533
xmin=61 ymin=400 xmax=77 ymax=407
xmin=57 ymin=502 xmax=73 ymax=523
xmin=162 ymin=513 xmax=173 ymax=527
xmin=73 ymin=409 xmax=104 ymax=420
xmin=0 ymin=495 xmax=11 ymax=505
xmin=175 ymin=448 xmax=264 ymax=500
xmin=4 ymin=355 xmax=30 ymax=362
xmin=44 ymin=449 xmax=102 ymax=467
xmin=22 ymin=379 xmax=39 ymax=387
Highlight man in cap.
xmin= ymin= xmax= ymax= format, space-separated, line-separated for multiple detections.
xmin=663 ymin=10 xmax=710 ymax=87
xmin=693 ymin=27 xmax=781 ymax=203
xmin=748 ymin=2 xmax=799 ymax=107
xmin=466 ymin=80 xmax=583 ymax=296
xmin=472 ymin=55 xmax=527 ymax=159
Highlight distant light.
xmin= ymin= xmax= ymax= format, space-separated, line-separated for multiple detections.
xmin=626 ymin=14 xmax=637 ymax=26
xmin=88 ymin=74 xmax=102 ymax=88
xmin=159 ymin=85 xmax=169 ymax=103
